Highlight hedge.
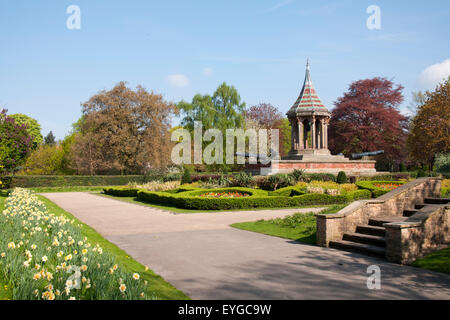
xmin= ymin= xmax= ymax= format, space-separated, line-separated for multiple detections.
xmin=355 ymin=180 xmax=407 ymax=198
xmin=442 ymin=187 xmax=450 ymax=197
xmin=103 ymin=187 xmax=140 ymax=197
xmin=2 ymin=175 xmax=145 ymax=189
xmin=267 ymin=186 xmax=306 ymax=197
xmin=135 ymin=189 xmax=371 ymax=210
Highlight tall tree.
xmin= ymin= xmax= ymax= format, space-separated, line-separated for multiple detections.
xmin=72 ymin=82 xmax=177 ymax=175
xmin=44 ymin=131 xmax=56 ymax=146
xmin=329 ymin=77 xmax=408 ymax=166
xmin=178 ymin=82 xmax=245 ymax=132
xmin=0 ymin=109 xmax=32 ymax=176
xmin=9 ymin=113 xmax=43 ymax=149
xmin=245 ymin=103 xmax=290 ymax=157
xmin=407 ymin=77 xmax=450 ymax=167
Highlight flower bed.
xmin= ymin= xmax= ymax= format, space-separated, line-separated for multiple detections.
xmin=198 ymin=192 xmax=250 ymax=198
xmin=0 ymin=188 xmax=147 ymax=300
xmin=355 ymin=180 xmax=407 ymax=198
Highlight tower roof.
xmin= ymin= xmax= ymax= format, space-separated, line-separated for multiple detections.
xmin=288 ymin=59 xmax=329 ymax=117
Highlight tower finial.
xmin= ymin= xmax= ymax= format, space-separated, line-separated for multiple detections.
xmin=306 ymin=58 xmax=310 ymax=70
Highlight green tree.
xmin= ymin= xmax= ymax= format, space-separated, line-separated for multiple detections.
xmin=19 ymin=145 xmax=65 ymax=175
xmin=178 ymin=82 xmax=245 ymax=132
xmin=0 ymin=110 xmax=32 ymax=176
xmin=44 ymin=131 xmax=56 ymax=146
xmin=9 ymin=113 xmax=43 ymax=149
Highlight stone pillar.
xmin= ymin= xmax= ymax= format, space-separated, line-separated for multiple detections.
xmin=321 ymin=119 xmax=325 ymax=149
xmin=290 ymin=119 xmax=295 ymax=152
xmin=324 ymin=118 xmax=329 ymax=149
xmin=298 ymin=118 xmax=304 ymax=150
xmin=311 ymin=116 xmax=316 ymax=149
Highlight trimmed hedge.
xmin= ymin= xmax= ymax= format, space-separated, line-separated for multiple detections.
xmin=356 ymin=180 xmax=407 ymax=198
xmin=103 ymin=187 xmax=140 ymax=197
xmin=135 ymin=189 xmax=371 ymax=210
xmin=3 ymin=175 xmax=145 ymax=189
xmin=267 ymin=186 xmax=306 ymax=197
xmin=442 ymin=187 xmax=450 ymax=197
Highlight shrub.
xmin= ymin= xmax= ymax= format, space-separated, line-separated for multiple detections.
xmin=399 ymin=163 xmax=407 ymax=172
xmin=103 ymin=187 xmax=140 ymax=197
xmin=257 ymin=174 xmax=295 ymax=191
xmin=417 ymin=169 xmax=428 ymax=178
xmin=2 ymin=175 xmax=145 ymax=189
xmin=128 ymin=181 xmax=180 ymax=192
xmin=337 ymin=171 xmax=348 ymax=184
xmin=181 ymin=169 xmax=192 ymax=184
xmin=268 ymin=186 xmax=306 ymax=197
xmin=304 ymin=173 xmax=336 ymax=182
xmin=135 ymin=189 xmax=370 ymax=210
xmin=434 ymin=153 xmax=450 ymax=174
xmin=229 ymin=172 xmax=255 ymax=188
xmin=290 ymin=169 xmax=306 ymax=182
xmin=356 ymin=180 xmax=407 ymax=198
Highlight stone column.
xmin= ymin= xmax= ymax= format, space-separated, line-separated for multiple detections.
xmin=290 ymin=118 xmax=295 ymax=152
xmin=311 ymin=116 xmax=316 ymax=149
xmin=297 ymin=118 xmax=304 ymax=150
xmin=321 ymin=119 xmax=325 ymax=149
xmin=324 ymin=118 xmax=329 ymax=149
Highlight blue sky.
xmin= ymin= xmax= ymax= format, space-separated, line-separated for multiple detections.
xmin=1 ymin=0 xmax=449 ymax=140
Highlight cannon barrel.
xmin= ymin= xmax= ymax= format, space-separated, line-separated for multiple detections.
xmin=351 ymin=150 xmax=384 ymax=159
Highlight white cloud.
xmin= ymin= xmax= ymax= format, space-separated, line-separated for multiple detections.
xmin=203 ymin=67 xmax=213 ymax=76
xmin=418 ymin=59 xmax=450 ymax=90
xmin=166 ymin=74 xmax=189 ymax=87
xmin=266 ymin=0 xmax=293 ymax=12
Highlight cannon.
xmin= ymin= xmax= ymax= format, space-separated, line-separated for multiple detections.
xmin=351 ymin=150 xmax=384 ymax=160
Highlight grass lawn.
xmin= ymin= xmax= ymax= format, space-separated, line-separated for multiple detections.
xmin=96 ymin=192 xmax=328 ymax=214
xmin=412 ymin=246 xmax=450 ymax=275
xmin=231 ymin=204 xmax=347 ymax=245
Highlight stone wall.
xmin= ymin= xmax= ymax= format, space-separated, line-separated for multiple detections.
xmin=385 ymin=205 xmax=450 ymax=264
xmin=316 ymin=178 xmax=442 ymax=249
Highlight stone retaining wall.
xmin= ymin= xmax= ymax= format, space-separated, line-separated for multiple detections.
xmin=316 ymin=178 xmax=442 ymax=254
xmin=385 ymin=204 xmax=450 ymax=264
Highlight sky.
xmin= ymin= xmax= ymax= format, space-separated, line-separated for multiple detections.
xmin=1 ymin=0 xmax=449 ymax=140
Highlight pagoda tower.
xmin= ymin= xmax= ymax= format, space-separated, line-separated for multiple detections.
xmin=286 ymin=60 xmax=331 ymax=158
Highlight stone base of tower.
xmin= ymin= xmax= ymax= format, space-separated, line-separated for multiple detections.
xmin=258 ymin=156 xmax=376 ymax=176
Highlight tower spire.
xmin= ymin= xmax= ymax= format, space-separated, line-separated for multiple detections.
xmin=288 ymin=58 xmax=326 ymax=112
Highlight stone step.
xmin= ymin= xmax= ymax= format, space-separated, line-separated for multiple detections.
xmin=414 ymin=203 xmax=427 ymax=210
xmin=403 ymin=209 xmax=419 ymax=217
xmin=343 ymin=232 xmax=386 ymax=247
xmin=329 ymin=240 xmax=386 ymax=258
xmin=424 ymin=197 xmax=450 ymax=205
xmin=368 ymin=216 xmax=407 ymax=227
xmin=356 ymin=225 xmax=386 ymax=237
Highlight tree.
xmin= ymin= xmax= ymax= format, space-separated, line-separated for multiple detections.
xmin=178 ymin=82 xmax=245 ymax=133
xmin=329 ymin=77 xmax=408 ymax=167
xmin=0 ymin=109 xmax=33 ymax=176
xmin=407 ymin=77 xmax=450 ymax=167
xmin=245 ymin=103 xmax=290 ymax=157
xmin=177 ymin=82 xmax=246 ymax=170
xmin=246 ymin=103 xmax=283 ymax=128
xmin=44 ymin=131 xmax=56 ymax=146
xmin=9 ymin=113 xmax=43 ymax=149
xmin=72 ymin=82 xmax=177 ymax=175
xmin=18 ymin=145 xmax=64 ymax=175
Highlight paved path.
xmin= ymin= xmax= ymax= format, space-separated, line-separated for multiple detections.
xmin=42 ymin=192 xmax=450 ymax=300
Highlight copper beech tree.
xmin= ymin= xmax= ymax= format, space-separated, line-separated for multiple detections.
xmin=407 ymin=77 xmax=450 ymax=167
xmin=329 ymin=77 xmax=408 ymax=167
xmin=72 ymin=82 xmax=177 ymax=175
